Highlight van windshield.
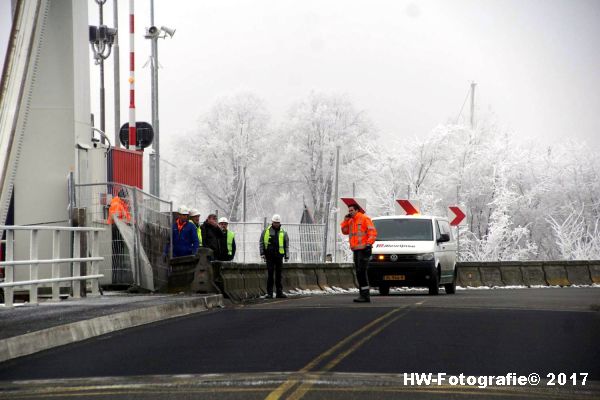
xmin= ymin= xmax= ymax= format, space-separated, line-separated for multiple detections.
xmin=373 ymin=219 xmax=433 ymax=241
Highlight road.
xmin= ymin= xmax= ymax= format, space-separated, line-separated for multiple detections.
xmin=1 ymin=288 xmax=599 ymax=399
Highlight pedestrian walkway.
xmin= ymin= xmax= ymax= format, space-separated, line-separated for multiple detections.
xmin=0 ymin=292 xmax=223 ymax=362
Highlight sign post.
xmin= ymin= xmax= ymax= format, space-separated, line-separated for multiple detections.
xmin=448 ymin=206 xmax=467 ymax=261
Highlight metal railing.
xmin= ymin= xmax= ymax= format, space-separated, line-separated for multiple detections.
xmin=0 ymin=225 xmax=104 ymax=307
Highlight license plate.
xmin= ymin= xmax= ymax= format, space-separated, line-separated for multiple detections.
xmin=383 ymin=275 xmax=405 ymax=281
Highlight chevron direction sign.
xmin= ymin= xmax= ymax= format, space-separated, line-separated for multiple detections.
xmin=448 ymin=206 xmax=466 ymax=226
xmin=394 ymin=199 xmax=421 ymax=215
xmin=339 ymin=198 xmax=367 ymax=214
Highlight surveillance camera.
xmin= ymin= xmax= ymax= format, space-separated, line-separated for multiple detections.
xmin=161 ymin=26 xmax=176 ymax=38
xmin=145 ymin=26 xmax=160 ymax=39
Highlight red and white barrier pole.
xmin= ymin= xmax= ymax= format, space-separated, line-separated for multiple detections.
xmin=128 ymin=0 xmax=136 ymax=150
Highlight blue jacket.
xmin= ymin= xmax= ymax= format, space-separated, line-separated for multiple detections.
xmin=171 ymin=220 xmax=199 ymax=257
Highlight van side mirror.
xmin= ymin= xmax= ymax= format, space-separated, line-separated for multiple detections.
xmin=437 ymin=233 xmax=450 ymax=243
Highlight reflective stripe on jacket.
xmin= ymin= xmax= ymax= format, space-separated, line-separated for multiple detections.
xmin=340 ymin=211 xmax=377 ymax=250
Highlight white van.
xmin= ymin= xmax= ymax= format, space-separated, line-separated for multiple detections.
xmin=368 ymin=215 xmax=457 ymax=295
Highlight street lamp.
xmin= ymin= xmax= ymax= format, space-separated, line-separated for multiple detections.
xmin=144 ymin=24 xmax=175 ymax=197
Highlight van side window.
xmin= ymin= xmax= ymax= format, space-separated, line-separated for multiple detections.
xmin=435 ymin=221 xmax=442 ymax=240
xmin=439 ymin=220 xmax=453 ymax=240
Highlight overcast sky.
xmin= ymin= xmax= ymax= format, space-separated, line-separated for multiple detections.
xmin=2 ymin=0 xmax=599 ymax=151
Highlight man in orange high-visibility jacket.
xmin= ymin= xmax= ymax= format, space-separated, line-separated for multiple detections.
xmin=107 ymin=189 xmax=132 ymax=283
xmin=341 ymin=204 xmax=377 ymax=303
xmin=107 ymin=190 xmax=131 ymax=225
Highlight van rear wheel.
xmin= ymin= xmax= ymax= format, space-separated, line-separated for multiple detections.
xmin=378 ymin=284 xmax=390 ymax=296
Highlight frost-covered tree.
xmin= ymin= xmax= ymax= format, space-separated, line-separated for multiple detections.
xmin=179 ymin=92 xmax=270 ymax=221
xmin=461 ymin=164 xmax=538 ymax=261
xmin=282 ymin=92 xmax=375 ymax=223
xmin=547 ymin=205 xmax=600 ymax=260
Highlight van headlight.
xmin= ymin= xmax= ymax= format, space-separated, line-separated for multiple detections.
xmin=416 ymin=253 xmax=434 ymax=261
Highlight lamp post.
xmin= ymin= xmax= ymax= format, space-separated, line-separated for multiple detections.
xmin=145 ymin=5 xmax=175 ymax=197
xmin=89 ymin=0 xmax=116 ymax=144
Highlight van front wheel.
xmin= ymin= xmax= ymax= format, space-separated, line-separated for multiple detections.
xmin=428 ymin=268 xmax=440 ymax=295
xmin=445 ymin=270 xmax=457 ymax=294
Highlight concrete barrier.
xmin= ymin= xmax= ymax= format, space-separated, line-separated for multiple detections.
xmin=220 ymin=264 xmax=247 ymax=301
xmin=338 ymin=264 xmax=358 ymax=289
xmin=167 ymin=248 xmax=218 ymax=294
xmin=212 ymin=260 xmax=599 ymax=301
xmin=564 ymin=261 xmax=592 ymax=286
xmin=589 ymin=261 xmax=600 ymax=284
xmin=241 ymin=263 xmax=263 ymax=298
xmin=456 ymin=263 xmax=483 ymax=287
xmin=314 ymin=265 xmax=329 ymax=290
xmin=499 ymin=262 xmax=525 ymax=286
xmin=543 ymin=262 xmax=570 ymax=286
xmin=520 ymin=262 xmax=546 ymax=286
xmin=479 ymin=263 xmax=503 ymax=287
xmin=299 ymin=264 xmax=321 ymax=291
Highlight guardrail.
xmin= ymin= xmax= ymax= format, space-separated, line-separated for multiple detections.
xmin=0 ymin=225 xmax=104 ymax=307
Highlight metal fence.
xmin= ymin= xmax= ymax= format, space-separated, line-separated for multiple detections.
xmin=0 ymin=225 xmax=104 ymax=307
xmin=72 ymin=183 xmax=172 ymax=290
xmin=227 ymin=222 xmax=350 ymax=263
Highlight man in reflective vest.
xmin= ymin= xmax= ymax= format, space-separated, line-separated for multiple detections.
xmin=341 ymin=204 xmax=377 ymax=303
xmin=259 ymin=214 xmax=289 ymax=299
xmin=189 ymin=208 xmax=203 ymax=246
xmin=218 ymin=217 xmax=236 ymax=261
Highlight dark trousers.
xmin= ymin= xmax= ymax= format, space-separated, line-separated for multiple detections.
xmin=266 ymin=255 xmax=284 ymax=295
xmin=353 ymin=248 xmax=371 ymax=293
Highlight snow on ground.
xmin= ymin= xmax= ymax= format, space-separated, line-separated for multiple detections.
xmin=285 ymin=283 xmax=600 ymax=296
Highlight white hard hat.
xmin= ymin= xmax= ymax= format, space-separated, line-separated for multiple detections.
xmin=189 ymin=208 xmax=200 ymax=217
xmin=272 ymin=214 xmax=282 ymax=223
xmin=218 ymin=217 xmax=229 ymax=224
xmin=177 ymin=206 xmax=189 ymax=215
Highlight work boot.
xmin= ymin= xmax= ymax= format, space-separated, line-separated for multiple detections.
xmin=276 ymin=292 xmax=288 ymax=299
xmin=353 ymin=289 xmax=371 ymax=303
xmin=263 ymin=293 xmax=273 ymax=299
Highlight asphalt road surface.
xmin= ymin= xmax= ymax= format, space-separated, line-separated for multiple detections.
xmin=1 ymin=288 xmax=599 ymax=400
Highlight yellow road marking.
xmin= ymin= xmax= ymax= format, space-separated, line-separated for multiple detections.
xmin=286 ymin=309 xmax=410 ymax=400
xmin=264 ymin=307 xmax=407 ymax=400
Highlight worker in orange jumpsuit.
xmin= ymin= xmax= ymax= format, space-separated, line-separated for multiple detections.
xmin=107 ymin=188 xmax=132 ymax=284
xmin=341 ymin=204 xmax=377 ymax=303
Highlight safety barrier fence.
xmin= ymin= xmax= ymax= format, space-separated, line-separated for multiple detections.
xmin=0 ymin=225 xmax=104 ymax=307
xmin=226 ymin=222 xmax=345 ymax=263
xmin=72 ymin=183 xmax=172 ymax=290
